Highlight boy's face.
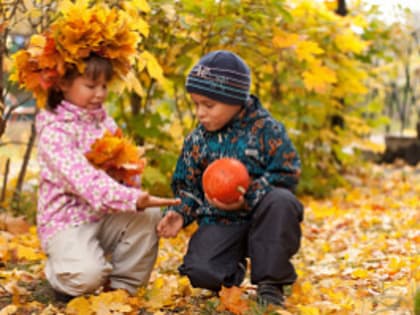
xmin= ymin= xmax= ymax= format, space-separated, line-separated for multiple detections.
xmin=190 ymin=93 xmax=242 ymax=132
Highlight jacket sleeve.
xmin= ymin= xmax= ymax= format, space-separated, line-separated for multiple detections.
xmin=164 ymin=134 xmax=202 ymax=227
xmin=244 ymin=120 xmax=301 ymax=209
xmin=38 ymin=122 xmax=142 ymax=213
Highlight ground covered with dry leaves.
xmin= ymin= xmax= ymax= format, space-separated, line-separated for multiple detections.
xmin=0 ymin=163 xmax=419 ymax=315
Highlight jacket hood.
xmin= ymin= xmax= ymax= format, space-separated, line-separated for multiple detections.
xmin=36 ymin=101 xmax=107 ymax=135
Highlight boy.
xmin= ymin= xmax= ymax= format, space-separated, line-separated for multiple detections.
xmin=157 ymin=50 xmax=303 ymax=306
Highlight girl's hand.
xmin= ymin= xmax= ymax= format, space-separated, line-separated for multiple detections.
xmin=157 ymin=211 xmax=184 ymax=238
xmin=206 ymin=193 xmax=245 ymax=211
xmin=136 ymin=192 xmax=181 ymax=211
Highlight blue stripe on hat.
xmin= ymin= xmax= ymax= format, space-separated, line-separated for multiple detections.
xmin=186 ymin=82 xmax=248 ymax=101
xmin=190 ymin=66 xmax=250 ymax=87
xmin=187 ymin=76 xmax=249 ymax=96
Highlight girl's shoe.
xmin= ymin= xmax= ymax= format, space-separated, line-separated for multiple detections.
xmin=54 ymin=290 xmax=74 ymax=303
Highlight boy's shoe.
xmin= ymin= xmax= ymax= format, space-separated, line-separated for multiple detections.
xmin=257 ymin=283 xmax=284 ymax=307
xmin=224 ymin=260 xmax=247 ymax=288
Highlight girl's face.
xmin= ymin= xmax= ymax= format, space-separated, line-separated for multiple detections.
xmin=59 ymin=73 xmax=108 ymax=109
xmin=190 ymin=93 xmax=242 ymax=132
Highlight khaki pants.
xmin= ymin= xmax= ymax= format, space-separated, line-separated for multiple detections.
xmin=45 ymin=208 xmax=161 ymax=296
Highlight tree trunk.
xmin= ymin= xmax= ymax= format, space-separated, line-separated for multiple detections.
xmin=0 ymin=27 xmax=6 ymax=138
xmin=12 ymin=120 xmax=36 ymax=208
xmin=336 ymin=0 xmax=348 ymax=16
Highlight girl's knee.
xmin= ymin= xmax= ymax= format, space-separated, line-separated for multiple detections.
xmin=148 ymin=207 xmax=162 ymax=223
xmin=53 ymin=262 xmax=110 ymax=295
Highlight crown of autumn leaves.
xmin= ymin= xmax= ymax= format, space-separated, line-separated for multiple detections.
xmin=11 ymin=0 xmax=143 ymax=107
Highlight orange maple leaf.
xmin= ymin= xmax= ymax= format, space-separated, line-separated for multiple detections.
xmin=85 ymin=129 xmax=146 ymax=187
xmin=217 ymin=286 xmax=249 ymax=315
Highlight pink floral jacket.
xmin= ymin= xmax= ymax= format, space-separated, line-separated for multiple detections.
xmin=36 ymin=101 xmax=142 ymax=250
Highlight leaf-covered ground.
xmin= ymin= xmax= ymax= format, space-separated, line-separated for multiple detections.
xmin=0 ymin=163 xmax=419 ymax=315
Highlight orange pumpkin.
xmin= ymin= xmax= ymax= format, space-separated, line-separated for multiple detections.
xmin=202 ymin=158 xmax=250 ymax=204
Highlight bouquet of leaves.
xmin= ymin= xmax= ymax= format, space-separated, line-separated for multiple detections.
xmin=85 ymin=129 xmax=146 ymax=187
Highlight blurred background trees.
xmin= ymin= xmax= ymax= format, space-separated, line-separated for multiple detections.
xmin=1 ymin=0 xmax=419 ymax=213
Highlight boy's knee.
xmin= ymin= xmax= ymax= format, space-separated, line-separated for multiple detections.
xmin=264 ymin=188 xmax=303 ymax=221
xmin=179 ymin=263 xmax=222 ymax=291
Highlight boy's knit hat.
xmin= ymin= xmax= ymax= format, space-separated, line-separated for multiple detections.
xmin=186 ymin=50 xmax=251 ymax=106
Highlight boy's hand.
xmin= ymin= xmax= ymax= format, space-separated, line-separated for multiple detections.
xmin=206 ymin=194 xmax=245 ymax=211
xmin=157 ymin=211 xmax=184 ymax=238
xmin=136 ymin=192 xmax=181 ymax=211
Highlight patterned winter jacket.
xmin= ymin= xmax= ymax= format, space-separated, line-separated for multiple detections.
xmin=166 ymin=95 xmax=301 ymax=227
xmin=36 ymin=101 xmax=142 ymax=250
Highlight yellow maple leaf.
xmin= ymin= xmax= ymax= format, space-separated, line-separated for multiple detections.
xmin=334 ymin=29 xmax=367 ymax=54
xmin=124 ymin=70 xmax=145 ymax=97
xmin=15 ymin=244 xmax=44 ymax=261
xmin=351 ymin=268 xmax=369 ymax=279
xmin=128 ymin=0 xmax=151 ymax=13
xmin=143 ymin=276 xmax=183 ymax=310
xmin=139 ymin=51 xmax=165 ymax=84
xmin=302 ymin=61 xmax=337 ymax=93
xmin=0 ymin=305 xmax=18 ymax=315
xmin=272 ymin=30 xmax=300 ymax=49
xmin=298 ymin=305 xmax=320 ymax=315
xmin=295 ymin=40 xmax=324 ymax=63
xmin=387 ymin=256 xmax=405 ymax=276
xmin=66 ymin=296 xmax=92 ymax=315
xmin=324 ymin=0 xmax=337 ymax=11
xmin=126 ymin=13 xmax=150 ymax=37
xmin=26 ymin=35 xmax=46 ymax=57
xmin=0 ymin=238 xmax=9 ymax=262
xmin=333 ymin=57 xmax=368 ymax=96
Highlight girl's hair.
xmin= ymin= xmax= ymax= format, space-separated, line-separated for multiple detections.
xmin=47 ymin=54 xmax=114 ymax=110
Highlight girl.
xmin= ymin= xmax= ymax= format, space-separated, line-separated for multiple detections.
xmin=36 ymin=53 xmax=180 ymax=299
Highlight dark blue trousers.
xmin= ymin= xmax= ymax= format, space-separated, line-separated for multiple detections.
xmin=178 ymin=188 xmax=304 ymax=291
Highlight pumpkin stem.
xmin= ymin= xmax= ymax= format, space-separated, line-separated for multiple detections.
xmin=237 ymin=186 xmax=246 ymax=194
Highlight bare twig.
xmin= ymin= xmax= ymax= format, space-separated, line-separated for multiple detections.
xmin=1 ymin=158 xmax=10 ymax=202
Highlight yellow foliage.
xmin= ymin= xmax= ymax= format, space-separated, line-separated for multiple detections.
xmin=139 ymin=51 xmax=166 ymax=84
xmin=298 ymin=305 xmax=320 ymax=315
xmin=66 ymin=297 xmax=92 ymax=315
xmin=334 ymin=29 xmax=368 ymax=54
xmin=351 ymin=268 xmax=369 ymax=279
xmin=67 ymin=290 xmax=136 ymax=315
xmin=0 ymin=165 xmax=419 ymax=314
xmin=0 ymin=305 xmax=18 ymax=315
xmin=295 ymin=40 xmax=324 ymax=63
xmin=302 ymin=61 xmax=337 ymax=93
xmin=272 ymin=30 xmax=300 ymax=49
xmin=143 ymin=275 xmax=186 ymax=310
xmin=124 ymin=70 xmax=145 ymax=97
xmin=90 ymin=290 xmax=133 ymax=314
xmin=324 ymin=0 xmax=337 ymax=12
